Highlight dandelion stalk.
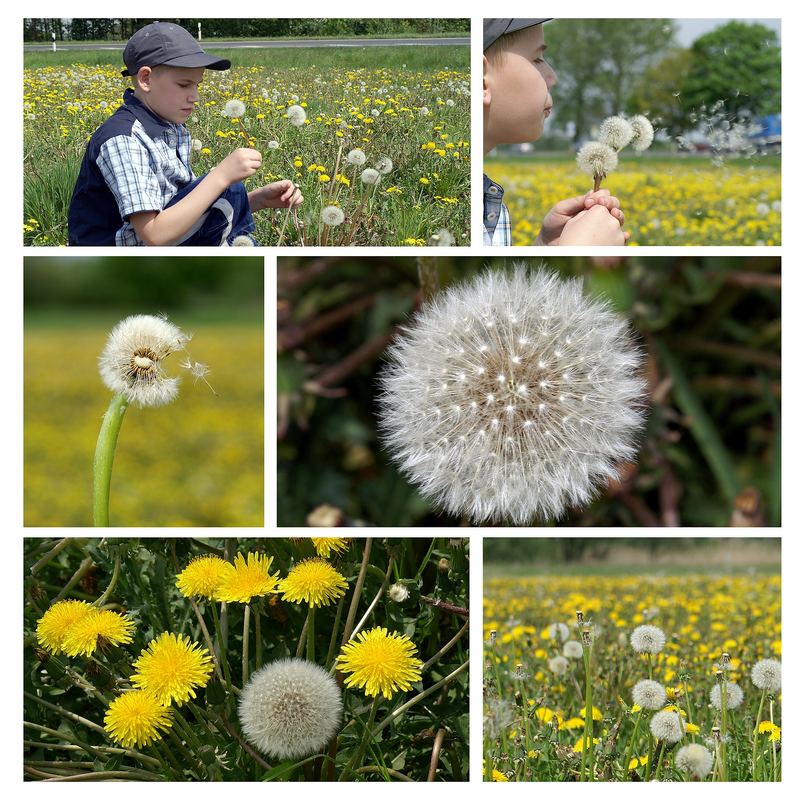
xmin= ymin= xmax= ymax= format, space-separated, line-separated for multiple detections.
xmin=624 ymin=710 xmax=644 ymax=780
xmin=255 ymin=606 xmax=262 ymax=670
xmin=769 ymin=696 xmax=777 ymax=781
xmin=306 ymin=606 xmax=316 ymax=663
xmin=94 ymin=551 xmax=121 ymax=606
xmin=30 ymin=538 xmax=71 ymax=575
xmin=242 ymin=603 xmax=251 ymax=685
xmin=92 ymin=393 xmax=128 ymax=526
xmin=719 ymin=677 xmax=728 ymax=781
xmin=339 ymin=696 xmax=380 ymax=780
xmin=580 ymin=638 xmax=594 ymax=781
xmin=751 ymin=687 xmax=766 ymax=779
xmin=210 ymin=601 xmax=234 ymax=696
xmin=324 ymin=595 xmax=346 ymax=671
xmin=417 ymin=256 xmax=440 ymax=301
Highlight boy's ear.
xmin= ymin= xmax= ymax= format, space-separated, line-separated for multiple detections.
xmin=136 ymin=66 xmax=153 ymax=93
xmin=483 ymin=55 xmax=491 ymax=108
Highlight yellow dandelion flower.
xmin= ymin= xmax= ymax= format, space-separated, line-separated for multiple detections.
xmin=492 ymin=768 xmax=509 ymax=781
xmin=131 ymin=632 xmax=214 ymax=706
xmin=579 ymin=706 xmax=603 ymax=722
xmin=279 ymin=558 xmax=348 ymax=608
xmin=311 ymin=537 xmax=350 ymax=559
xmin=759 ymin=720 xmax=779 ymax=734
xmin=104 ymin=690 xmax=173 ymax=748
xmin=337 ymin=627 xmax=422 ymax=699
xmin=176 ymin=555 xmax=230 ymax=600
xmin=36 ymin=600 xmax=93 ymax=654
xmin=573 ymin=736 xmax=600 ymax=753
xmin=629 ymin=754 xmax=648 ymax=769
xmin=685 ymin=722 xmax=700 ymax=734
xmin=62 ymin=607 xmax=135 ymax=657
xmin=215 ymin=552 xmax=280 ymax=604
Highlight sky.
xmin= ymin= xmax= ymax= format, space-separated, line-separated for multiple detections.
xmin=676 ymin=18 xmax=781 ymax=46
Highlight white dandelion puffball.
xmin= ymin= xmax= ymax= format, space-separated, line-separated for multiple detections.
xmin=192 ymin=139 xmax=203 ymax=152
xmin=629 ymin=115 xmax=654 ymax=152
xmin=650 ymin=710 xmax=684 ymax=744
xmin=231 ymin=235 xmax=254 ymax=246
xmin=223 ymin=99 xmax=246 ymax=118
xmin=428 ymin=228 xmax=455 ymax=247
xmin=346 ymin=148 xmax=367 ymax=166
xmin=378 ymin=267 xmax=645 ymax=524
xmin=599 ymin=116 xmax=634 ymax=151
xmin=563 ymin=641 xmax=583 ymax=659
xmin=321 ymin=205 xmax=345 ymax=227
xmin=360 ymin=168 xmax=381 ymax=186
xmin=576 ymin=141 xmax=618 ymax=178
xmin=419 ymin=106 xmax=430 ymax=116
xmin=751 ymin=659 xmax=781 ymax=692
xmin=286 ymin=104 xmax=307 ymax=126
xmin=267 ymin=140 xmax=280 ymax=150
xmin=99 ymin=315 xmax=191 ymax=407
xmin=547 ymin=622 xmax=570 ymax=642
xmin=630 ymin=625 xmax=666 ymax=655
xmin=632 ymin=679 xmax=667 ymax=711
xmin=675 ymin=743 xmax=714 ymax=780
xmin=374 ymin=155 xmax=393 ymax=175
xmin=548 ymin=655 xmax=569 ymax=676
xmin=710 ymin=681 xmax=744 ymax=710
xmin=238 ymin=658 xmax=342 ymax=760
xmin=388 ymin=583 xmax=410 ymax=603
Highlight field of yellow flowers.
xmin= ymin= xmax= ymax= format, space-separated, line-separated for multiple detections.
xmin=483 ymin=568 xmax=781 ymax=781
xmin=23 ymin=54 xmax=470 ymax=247
xmin=486 ymin=157 xmax=781 ymax=246
xmin=24 ymin=322 xmax=263 ymax=526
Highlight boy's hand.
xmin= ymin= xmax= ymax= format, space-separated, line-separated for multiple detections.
xmin=558 ymin=203 xmax=627 ymax=246
xmin=536 ymin=189 xmax=628 ymax=245
xmin=248 ymin=180 xmax=304 ymax=212
xmin=216 ymin=148 xmax=262 ymax=186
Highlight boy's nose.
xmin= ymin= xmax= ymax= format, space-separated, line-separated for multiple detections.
xmin=544 ymin=63 xmax=558 ymax=89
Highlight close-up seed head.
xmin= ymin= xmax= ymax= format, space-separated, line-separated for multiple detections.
xmin=710 ymin=680 xmax=744 ymax=710
xmin=599 ymin=116 xmax=634 ymax=151
xmin=632 ymin=679 xmax=667 ymax=711
xmin=630 ymin=624 xmax=666 ymax=655
xmin=751 ymin=658 xmax=781 ymax=692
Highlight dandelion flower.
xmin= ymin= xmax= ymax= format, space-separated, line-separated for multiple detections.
xmin=215 ymin=553 xmax=280 ymax=604
xmin=176 ymin=555 xmax=230 ymax=600
xmin=321 ymin=205 xmax=345 ymax=227
xmin=337 ymin=627 xmax=423 ymax=699
xmin=751 ymin=658 xmax=781 ymax=692
xmin=632 ymin=679 xmax=667 ymax=711
xmin=36 ymin=600 xmax=94 ymax=655
xmin=629 ymin=115 xmax=655 ymax=152
xmin=360 ymin=168 xmax=381 ymax=186
xmin=710 ymin=681 xmax=744 ymax=710
xmin=599 ymin=116 xmax=634 ymax=150
xmin=576 ymin=141 xmax=618 ymax=186
xmin=238 ymin=658 xmax=342 ymax=759
xmin=279 ymin=559 xmax=348 ymax=608
xmin=388 ymin=583 xmax=410 ymax=603
xmin=98 ymin=314 xmax=191 ymax=408
xmin=548 ymin=655 xmax=569 ymax=676
xmin=131 ymin=632 xmax=214 ymax=706
xmin=311 ymin=537 xmax=349 ymax=558
xmin=104 ymin=690 xmax=173 ymax=748
xmin=650 ymin=710 xmax=684 ymax=744
xmin=61 ymin=607 xmax=135 ymax=657
xmin=232 ymin=235 xmax=254 ymax=246
xmin=286 ymin=105 xmax=307 ymax=126
xmin=675 ymin=743 xmax=714 ymax=779
xmin=563 ymin=641 xmax=583 ymax=659
xmin=630 ymin=625 xmax=666 ymax=655
xmin=346 ymin=148 xmax=366 ymax=166
xmin=378 ymin=266 xmax=645 ymax=523
xmin=223 ymin=99 xmax=246 ymax=118
xmin=374 ymin=155 xmax=393 ymax=175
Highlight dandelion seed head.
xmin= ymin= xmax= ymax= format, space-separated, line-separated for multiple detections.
xmin=104 ymin=690 xmax=173 ymax=749
xmin=576 ymin=142 xmax=618 ymax=178
xmin=650 ymin=710 xmax=684 ymax=744
xmin=238 ymin=658 xmax=342 ymax=760
xmin=675 ymin=743 xmax=714 ymax=779
xmin=428 ymin=228 xmax=455 ymax=247
xmin=286 ymin=104 xmax=307 ymax=126
xmin=279 ymin=558 xmax=348 ymax=608
xmin=630 ymin=624 xmax=666 ymax=654
xmin=419 ymin=106 xmax=430 ymax=116
xmin=374 ymin=155 xmax=393 ymax=175
xmin=378 ymin=266 xmax=645 ymax=523
xmin=632 ymin=679 xmax=667 ymax=711
xmin=267 ymin=140 xmax=280 ymax=149
xmin=599 ymin=116 xmax=634 ymax=150
xmin=388 ymin=583 xmax=410 ymax=603
xmin=710 ymin=681 xmax=744 ymax=710
xmin=360 ymin=168 xmax=381 ymax=185
xmin=548 ymin=655 xmax=569 ymax=675
xmin=751 ymin=658 xmax=781 ymax=692
xmin=99 ymin=314 xmax=190 ymax=407
xmin=629 ymin=115 xmax=655 ymax=152
xmin=223 ymin=99 xmax=246 ymax=118
xmin=321 ymin=205 xmax=346 ymax=227
xmin=192 ymin=139 xmax=203 ymax=152
xmin=232 ymin=235 xmax=255 ymax=246
xmin=563 ymin=640 xmax=583 ymax=659
xmin=547 ymin=622 xmax=571 ymax=642
xmin=346 ymin=148 xmax=366 ymax=166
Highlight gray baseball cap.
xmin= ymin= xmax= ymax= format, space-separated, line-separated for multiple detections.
xmin=484 ymin=19 xmax=551 ymax=51
xmin=122 ymin=22 xmax=231 ymax=76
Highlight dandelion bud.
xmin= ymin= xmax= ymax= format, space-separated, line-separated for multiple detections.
xmin=223 ymin=99 xmax=246 ymax=118
xmin=599 ymin=116 xmax=634 ymax=151
xmin=576 ymin=611 xmax=584 ymax=624
xmin=513 ymin=663 xmax=527 ymax=680
xmin=489 ymin=630 xmax=497 ymax=645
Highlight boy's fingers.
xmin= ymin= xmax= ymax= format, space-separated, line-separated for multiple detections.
xmin=556 ymin=196 xmax=590 ymax=215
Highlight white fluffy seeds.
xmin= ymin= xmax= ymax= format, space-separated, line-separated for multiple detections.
xmin=576 ymin=142 xmax=619 ymax=178
xmin=675 ymin=743 xmax=714 ymax=779
xmin=650 ymin=710 xmax=684 ymax=744
xmin=710 ymin=681 xmax=744 ymax=710
xmin=599 ymin=116 xmax=634 ymax=150
xmin=751 ymin=659 xmax=781 ymax=692
xmin=630 ymin=625 xmax=666 ymax=655
xmin=632 ymin=679 xmax=667 ymax=711
xmin=563 ymin=640 xmax=583 ymax=659
xmin=321 ymin=205 xmax=345 ymax=227
xmin=378 ymin=266 xmax=645 ymax=524
xmin=286 ymin=105 xmax=307 ymax=126
xmin=223 ymin=99 xmax=246 ymax=118
xmin=238 ymin=658 xmax=342 ymax=760
xmin=629 ymin=115 xmax=655 ymax=152
xmin=346 ymin=149 xmax=367 ymax=166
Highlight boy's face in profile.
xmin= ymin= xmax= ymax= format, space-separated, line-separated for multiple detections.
xmin=484 ymin=25 xmax=557 ymax=151
xmin=135 ymin=66 xmax=205 ymax=124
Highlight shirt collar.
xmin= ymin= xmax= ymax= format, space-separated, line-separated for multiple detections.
xmin=483 ymin=173 xmax=505 ymax=238
xmin=123 ymin=88 xmax=183 ymax=139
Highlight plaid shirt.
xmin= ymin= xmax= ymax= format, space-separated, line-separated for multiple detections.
xmin=69 ymin=89 xmax=194 ymax=245
xmin=483 ymin=174 xmax=512 ymax=246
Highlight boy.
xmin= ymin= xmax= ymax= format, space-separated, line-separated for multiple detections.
xmin=68 ymin=22 xmax=302 ymax=246
xmin=483 ymin=19 xmax=628 ymax=246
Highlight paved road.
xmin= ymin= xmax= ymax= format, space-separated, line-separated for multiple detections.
xmin=24 ymin=37 xmax=470 ymax=52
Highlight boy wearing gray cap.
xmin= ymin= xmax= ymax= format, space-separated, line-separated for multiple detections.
xmin=483 ymin=19 xmax=627 ymax=246
xmin=68 ymin=22 xmax=302 ymax=246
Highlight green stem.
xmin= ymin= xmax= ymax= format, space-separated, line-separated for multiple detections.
xmin=324 ymin=596 xmax=346 ymax=671
xmin=720 ymin=681 xmax=728 ymax=781
xmin=255 ymin=605 xmax=262 ymax=670
xmin=340 ymin=697 xmax=380 ymax=780
xmin=210 ymin=601 xmax=235 ymax=696
xmin=644 ymin=731 xmax=654 ymax=781
xmin=242 ymin=604 xmax=251 ymax=685
xmin=92 ymin=393 xmax=128 ymax=526
xmin=654 ymin=744 xmax=666 ymax=781
xmin=414 ymin=539 xmax=437 ymax=581
xmin=306 ymin=606 xmax=316 ymax=663
xmin=53 ymin=556 xmax=94 ymax=602
xmin=94 ymin=552 xmax=121 ymax=607
xmin=752 ymin=688 xmax=766 ymax=779
xmin=339 ymin=538 xmax=372 ymax=653
xmin=624 ymin=711 xmax=643 ymax=780
xmin=30 ymin=538 xmax=71 ymax=575
xmin=769 ymin=696 xmax=777 ymax=781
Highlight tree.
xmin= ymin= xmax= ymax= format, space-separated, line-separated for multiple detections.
xmin=680 ymin=21 xmax=781 ymax=117
xmin=629 ymin=48 xmax=695 ymax=136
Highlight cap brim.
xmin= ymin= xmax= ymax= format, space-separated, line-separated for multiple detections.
xmin=161 ymin=53 xmax=231 ymax=71
xmin=483 ymin=18 xmax=551 ymax=51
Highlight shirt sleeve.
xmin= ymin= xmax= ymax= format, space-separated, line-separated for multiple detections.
xmin=96 ymin=135 xmax=163 ymax=219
